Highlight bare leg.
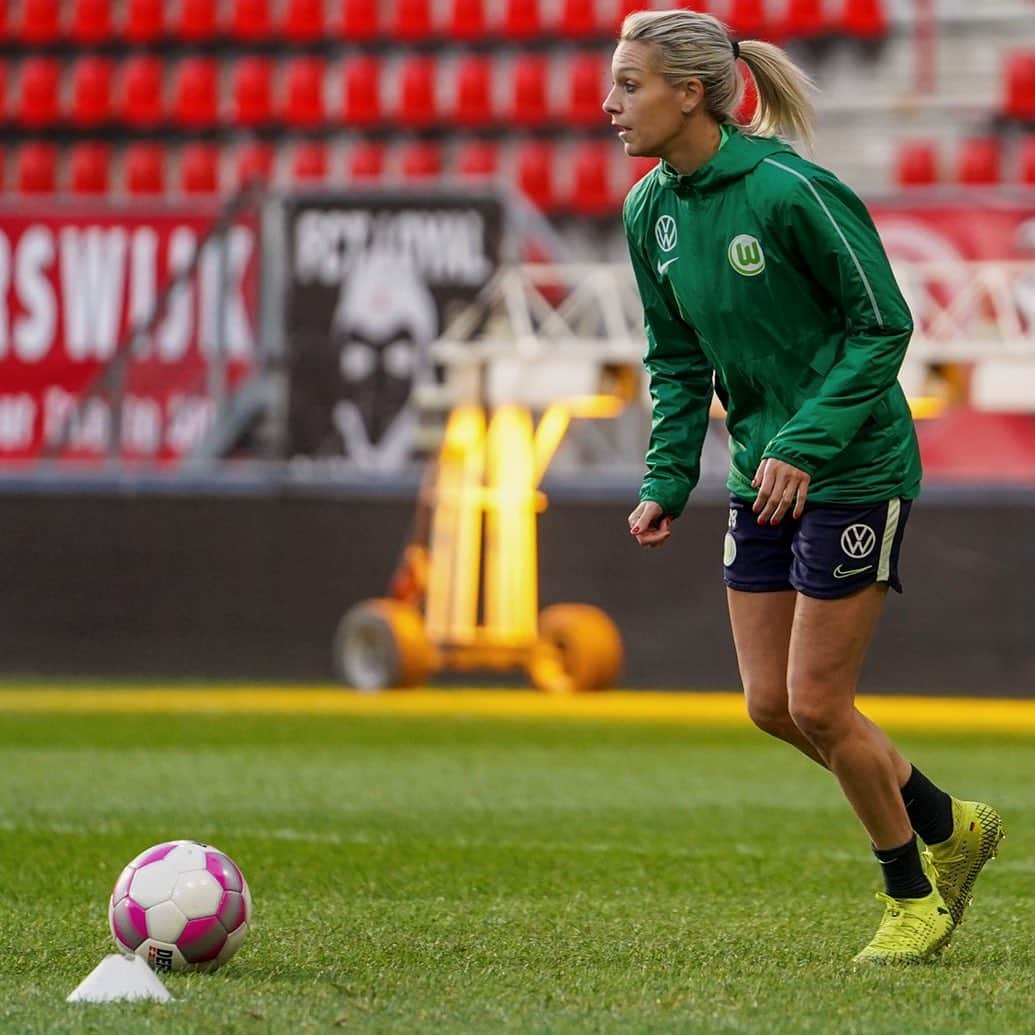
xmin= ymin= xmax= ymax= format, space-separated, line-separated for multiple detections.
xmin=726 ymin=588 xmax=826 ymax=766
xmin=787 ymin=585 xmax=913 ymax=850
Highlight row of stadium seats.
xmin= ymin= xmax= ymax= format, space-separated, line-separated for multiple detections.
xmin=3 ymin=51 xmax=623 ymax=131
xmin=2 ymin=0 xmax=889 ymax=47
xmin=2 ymin=137 xmax=654 ymax=215
xmin=896 ymin=135 xmax=1035 ymax=188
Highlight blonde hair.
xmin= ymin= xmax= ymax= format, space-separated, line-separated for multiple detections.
xmin=620 ymin=9 xmax=815 ymax=148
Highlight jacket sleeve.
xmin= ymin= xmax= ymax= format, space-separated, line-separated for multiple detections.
xmin=761 ymin=171 xmax=914 ymax=475
xmin=626 ymin=217 xmax=714 ymax=519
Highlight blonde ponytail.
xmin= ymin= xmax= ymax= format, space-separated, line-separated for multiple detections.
xmin=620 ymin=10 xmax=816 ymax=148
xmin=737 ymin=39 xmax=816 ymax=149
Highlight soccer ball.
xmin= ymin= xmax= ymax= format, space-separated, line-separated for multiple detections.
xmin=108 ymin=840 xmax=252 ymax=973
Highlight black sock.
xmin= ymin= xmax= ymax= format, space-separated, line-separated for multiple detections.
xmin=900 ymin=765 xmax=954 ymax=845
xmin=874 ymin=834 xmax=932 ymax=899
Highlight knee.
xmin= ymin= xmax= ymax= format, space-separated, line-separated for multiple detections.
xmin=787 ymin=688 xmax=850 ymax=748
xmin=744 ymin=687 xmax=795 ymax=740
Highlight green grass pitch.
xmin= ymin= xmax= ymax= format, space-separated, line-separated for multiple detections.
xmin=0 ymin=706 xmax=1032 ymax=1034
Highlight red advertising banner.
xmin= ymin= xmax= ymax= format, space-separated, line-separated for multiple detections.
xmin=0 ymin=205 xmax=260 ymax=462
xmin=870 ymin=195 xmax=1035 ymax=262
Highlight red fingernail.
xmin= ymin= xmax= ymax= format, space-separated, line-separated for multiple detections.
xmin=631 ymin=526 xmax=640 ymax=534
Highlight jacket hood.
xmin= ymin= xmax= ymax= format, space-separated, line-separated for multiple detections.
xmin=657 ymin=128 xmax=797 ymax=193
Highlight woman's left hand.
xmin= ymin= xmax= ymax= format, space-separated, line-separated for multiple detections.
xmin=751 ymin=458 xmax=811 ymax=525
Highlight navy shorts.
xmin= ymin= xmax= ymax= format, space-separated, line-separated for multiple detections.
xmin=723 ymin=495 xmax=912 ymax=599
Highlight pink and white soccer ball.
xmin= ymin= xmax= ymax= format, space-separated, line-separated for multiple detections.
xmin=108 ymin=840 xmax=252 ymax=973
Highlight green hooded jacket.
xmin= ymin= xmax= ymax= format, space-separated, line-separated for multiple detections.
xmin=623 ymin=127 xmax=922 ymax=517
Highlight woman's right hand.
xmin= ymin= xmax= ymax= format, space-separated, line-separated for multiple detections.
xmin=628 ymin=500 xmax=672 ymax=549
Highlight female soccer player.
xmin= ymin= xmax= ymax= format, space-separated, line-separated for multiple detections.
xmin=609 ymin=9 xmax=1003 ymax=964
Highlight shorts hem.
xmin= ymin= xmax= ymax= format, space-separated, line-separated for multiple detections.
xmin=723 ymin=577 xmax=794 ymax=593
xmin=790 ymin=577 xmax=903 ymax=600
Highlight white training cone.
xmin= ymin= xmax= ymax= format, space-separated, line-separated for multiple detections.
xmin=67 ymin=953 xmax=173 ymax=1003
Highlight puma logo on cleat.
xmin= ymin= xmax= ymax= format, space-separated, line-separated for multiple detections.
xmin=833 ymin=564 xmax=873 ymax=578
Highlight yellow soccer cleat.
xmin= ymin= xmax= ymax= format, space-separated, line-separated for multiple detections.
xmin=852 ymin=851 xmax=954 ymax=965
xmin=928 ymin=799 xmax=1005 ymax=926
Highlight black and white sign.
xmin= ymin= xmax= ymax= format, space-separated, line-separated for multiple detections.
xmin=283 ymin=192 xmax=503 ymax=467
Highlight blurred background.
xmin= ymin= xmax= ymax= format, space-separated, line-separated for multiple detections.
xmin=1 ymin=0 xmax=1034 ymax=694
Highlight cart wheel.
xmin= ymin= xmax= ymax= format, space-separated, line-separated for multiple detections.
xmin=333 ymin=599 xmax=431 ymax=691
xmin=528 ymin=604 xmax=623 ymax=693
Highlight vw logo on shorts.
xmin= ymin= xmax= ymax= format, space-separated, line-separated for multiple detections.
xmin=840 ymin=523 xmax=876 ymax=559
xmin=655 ymin=215 xmax=677 ymax=252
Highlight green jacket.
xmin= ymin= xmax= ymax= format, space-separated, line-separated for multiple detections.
xmin=623 ymin=128 xmax=922 ymax=517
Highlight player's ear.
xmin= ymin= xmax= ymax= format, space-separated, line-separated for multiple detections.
xmin=680 ymin=77 xmax=704 ymax=116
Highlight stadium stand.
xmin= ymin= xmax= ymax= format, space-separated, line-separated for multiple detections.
xmin=1 ymin=0 xmax=1032 ymax=215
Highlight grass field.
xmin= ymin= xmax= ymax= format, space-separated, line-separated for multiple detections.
xmin=0 ymin=690 xmax=1032 ymax=1034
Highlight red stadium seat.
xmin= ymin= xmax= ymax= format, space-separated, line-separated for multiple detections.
xmin=17 ymin=58 xmax=60 ymax=128
xmin=19 ymin=0 xmax=60 ymax=43
xmin=674 ymin=0 xmax=709 ymax=11
xmin=503 ymin=0 xmax=541 ymax=40
xmin=626 ymin=155 xmax=658 ymax=190
xmin=124 ymin=142 xmax=166 ymax=195
xmin=455 ymin=140 xmax=499 ymax=179
xmin=782 ymin=0 xmax=826 ymax=40
xmin=68 ymin=142 xmax=112 ymax=195
xmin=1019 ymin=136 xmax=1035 ymax=185
xmin=612 ymin=0 xmax=643 ymax=34
xmin=340 ymin=56 xmax=382 ymax=127
xmin=175 ymin=0 xmax=219 ymax=40
xmin=340 ymin=0 xmax=379 ymax=40
xmin=124 ymin=0 xmax=165 ymax=42
xmin=15 ymin=142 xmax=58 ymax=194
xmin=70 ymin=57 xmax=114 ymax=128
xmin=839 ymin=0 xmax=886 ymax=40
xmin=290 ymin=140 xmax=328 ymax=182
xmin=508 ymin=54 xmax=550 ymax=127
xmin=448 ymin=0 xmax=485 ymax=41
xmin=180 ymin=143 xmax=220 ymax=194
xmin=453 ymin=56 xmax=494 ymax=128
xmin=235 ymin=141 xmax=275 ymax=186
xmin=281 ymin=57 xmax=326 ymax=127
xmin=956 ymin=138 xmax=1002 ymax=185
xmin=736 ymin=63 xmax=758 ymax=122
xmin=568 ymin=141 xmax=616 ymax=215
xmin=119 ymin=55 xmax=164 ymax=127
xmin=400 ymin=141 xmax=441 ymax=180
xmin=0 ymin=62 xmax=6 ymax=121
xmin=282 ymin=0 xmax=324 ymax=41
xmin=347 ymin=140 xmax=385 ymax=181
xmin=395 ymin=56 xmax=438 ymax=129
xmin=560 ymin=0 xmax=598 ymax=38
xmin=895 ymin=141 xmax=938 ymax=187
xmin=516 ymin=141 xmax=556 ymax=211
xmin=727 ymin=0 xmax=768 ymax=37
xmin=1003 ymin=52 xmax=1035 ymax=122
xmin=69 ymin=0 xmax=112 ymax=42
xmin=231 ymin=57 xmax=273 ymax=126
xmin=171 ymin=58 xmax=219 ymax=128
xmin=393 ymin=0 xmax=433 ymax=41
xmin=231 ymin=0 xmax=271 ymax=39
xmin=565 ymin=52 xmax=607 ymax=127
